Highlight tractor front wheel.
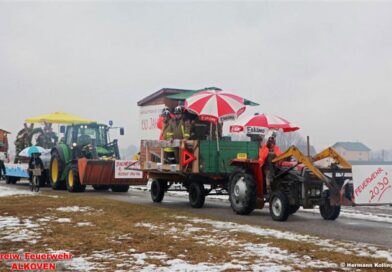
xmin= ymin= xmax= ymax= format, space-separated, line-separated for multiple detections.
xmin=269 ymin=191 xmax=290 ymax=221
xmin=188 ymin=182 xmax=205 ymax=208
xmin=50 ymin=152 xmax=66 ymax=190
xmin=150 ymin=179 xmax=166 ymax=203
xmin=111 ymin=185 xmax=130 ymax=192
xmin=66 ymin=165 xmax=86 ymax=193
xmin=320 ymin=190 xmax=341 ymax=220
xmin=229 ymin=169 xmax=257 ymax=215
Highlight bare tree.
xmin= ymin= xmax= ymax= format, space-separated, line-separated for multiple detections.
xmin=276 ymin=132 xmax=306 ymax=152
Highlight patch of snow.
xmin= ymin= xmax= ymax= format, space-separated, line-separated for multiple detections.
xmin=37 ymin=216 xmax=56 ymax=222
xmin=54 ymin=206 xmax=94 ymax=213
xmin=175 ymin=216 xmax=392 ymax=263
xmin=66 ymin=257 xmax=98 ymax=271
xmin=134 ymin=222 xmax=160 ymax=230
xmin=301 ymin=207 xmax=392 ymax=224
xmin=0 ymin=216 xmax=40 ymax=243
xmin=43 ymin=195 xmax=60 ymax=198
xmin=76 ymin=222 xmax=94 ymax=227
xmin=55 ymin=218 xmax=71 ymax=223
xmin=0 ymin=186 xmax=35 ymax=197
xmin=132 ymin=253 xmax=148 ymax=265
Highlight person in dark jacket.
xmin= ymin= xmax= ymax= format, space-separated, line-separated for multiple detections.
xmin=28 ymin=152 xmax=44 ymax=184
xmin=0 ymin=153 xmax=6 ymax=180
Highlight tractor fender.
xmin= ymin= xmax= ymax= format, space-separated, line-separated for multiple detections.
xmin=230 ymin=159 xmax=264 ymax=199
xmin=51 ymin=144 xmax=71 ymax=165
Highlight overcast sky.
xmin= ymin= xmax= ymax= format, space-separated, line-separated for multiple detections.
xmin=1 ymin=1 xmax=392 ymax=152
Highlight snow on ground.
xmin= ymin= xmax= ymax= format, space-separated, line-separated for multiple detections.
xmin=0 ymin=186 xmax=35 ymax=197
xmin=54 ymin=206 xmax=94 ymax=213
xmin=301 ymin=207 xmax=392 ymax=224
xmin=55 ymin=218 xmax=71 ymax=223
xmin=76 ymin=222 xmax=95 ymax=227
xmin=173 ymin=216 xmax=392 ymax=263
xmin=0 ymin=216 xmax=40 ymax=244
xmin=130 ymin=184 xmax=392 ymax=223
xmin=134 ymin=219 xmax=340 ymax=270
xmin=1 ymin=214 xmax=94 ymax=245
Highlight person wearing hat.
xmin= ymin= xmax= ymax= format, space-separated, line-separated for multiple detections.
xmin=169 ymin=106 xmax=190 ymax=140
xmin=258 ymin=133 xmax=281 ymax=193
xmin=157 ymin=107 xmax=173 ymax=140
xmin=28 ymin=151 xmax=44 ymax=185
xmin=156 ymin=108 xmax=176 ymax=163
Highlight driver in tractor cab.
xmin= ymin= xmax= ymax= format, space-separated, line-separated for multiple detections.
xmin=77 ymin=134 xmax=94 ymax=159
xmin=259 ymin=133 xmax=281 ymax=193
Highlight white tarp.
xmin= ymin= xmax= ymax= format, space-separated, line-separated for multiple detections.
xmin=115 ymin=160 xmax=143 ymax=179
xmin=352 ymin=165 xmax=392 ymax=205
xmin=139 ymin=104 xmax=165 ymax=140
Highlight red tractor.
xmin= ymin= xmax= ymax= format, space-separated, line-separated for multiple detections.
xmin=229 ymin=146 xmax=354 ymax=221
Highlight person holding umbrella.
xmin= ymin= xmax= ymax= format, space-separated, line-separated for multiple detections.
xmin=28 ymin=147 xmax=44 ymax=186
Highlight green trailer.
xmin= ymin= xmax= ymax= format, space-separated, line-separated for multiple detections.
xmin=139 ymin=139 xmax=260 ymax=208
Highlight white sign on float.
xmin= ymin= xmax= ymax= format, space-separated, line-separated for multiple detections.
xmin=245 ymin=126 xmax=266 ymax=135
xmin=352 ymin=165 xmax=392 ymax=205
xmin=139 ymin=104 xmax=165 ymax=140
xmin=115 ymin=160 xmax=143 ymax=179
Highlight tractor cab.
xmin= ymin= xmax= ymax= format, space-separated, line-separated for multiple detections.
xmin=62 ymin=123 xmax=120 ymax=160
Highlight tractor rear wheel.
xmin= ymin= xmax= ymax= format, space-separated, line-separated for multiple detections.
xmin=229 ymin=169 xmax=257 ymax=215
xmin=93 ymin=185 xmax=110 ymax=191
xmin=111 ymin=185 xmax=130 ymax=192
xmin=50 ymin=151 xmax=66 ymax=190
xmin=188 ymin=182 xmax=205 ymax=208
xmin=151 ymin=179 xmax=166 ymax=203
xmin=320 ymin=190 xmax=341 ymax=220
xmin=66 ymin=165 xmax=86 ymax=193
xmin=269 ymin=191 xmax=290 ymax=221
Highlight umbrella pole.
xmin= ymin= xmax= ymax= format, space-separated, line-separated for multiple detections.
xmin=216 ymin=123 xmax=220 ymax=153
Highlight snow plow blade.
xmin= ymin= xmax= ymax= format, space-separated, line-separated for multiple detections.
xmin=78 ymin=158 xmax=147 ymax=185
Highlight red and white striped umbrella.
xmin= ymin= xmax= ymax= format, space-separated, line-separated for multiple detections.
xmin=230 ymin=113 xmax=299 ymax=134
xmin=185 ymin=90 xmax=246 ymax=123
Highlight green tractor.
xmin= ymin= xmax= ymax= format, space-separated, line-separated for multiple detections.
xmin=49 ymin=122 xmax=132 ymax=193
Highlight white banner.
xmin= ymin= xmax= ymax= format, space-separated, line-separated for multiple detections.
xmin=245 ymin=126 xmax=267 ymax=135
xmin=139 ymin=104 xmax=165 ymax=140
xmin=115 ymin=160 xmax=143 ymax=179
xmin=4 ymin=163 xmax=29 ymax=178
xmin=352 ymin=165 xmax=392 ymax=205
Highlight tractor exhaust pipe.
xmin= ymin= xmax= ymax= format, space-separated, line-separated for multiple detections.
xmin=307 ymin=136 xmax=310 ymax=158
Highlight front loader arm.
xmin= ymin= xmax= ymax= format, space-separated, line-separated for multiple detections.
xmin=312 ymin=147 xmax=352 ymax=169
xmin=272 ymin=146 xmax=333 ymax=188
